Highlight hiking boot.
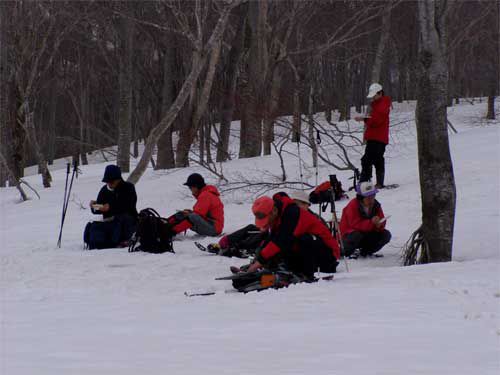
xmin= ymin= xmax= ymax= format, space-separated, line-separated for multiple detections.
xmin=207 ymin=243 xmax=221 ymax=254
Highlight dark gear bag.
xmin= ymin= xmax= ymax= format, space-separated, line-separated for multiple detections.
xmin=128 ymin=208 xmax=175 ymax=254
xmin=84 ymin=219 xmax=121 ymax=250
xmin=309 ymin=176 xmax=346 ymax=204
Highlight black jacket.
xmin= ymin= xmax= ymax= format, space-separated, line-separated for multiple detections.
xmin=93 ymin=180 xmax=138 ymax=219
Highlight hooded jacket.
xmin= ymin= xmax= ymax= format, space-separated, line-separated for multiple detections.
xmin=364 ymin=95 xmax=391 ymax=145
xmin=192 ymin=185 xmax=224 ymax=234
xmin=339 ymin=197 xmax=386 ymax=238
xmin=258 ymin=195 xmax=340 ymax=263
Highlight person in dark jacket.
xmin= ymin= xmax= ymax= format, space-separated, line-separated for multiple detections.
xmin=245 ymin=194 xmax=340 ymax=279
xmin=87 ymin=165 xmax=138 ymax=248
xmin=339 ymin=181 xmax=391 ymax=258
xmin=354 ymin=83 xmax=391 ymax=188
xmin=169 ymin=173 xmax=224 ymax=237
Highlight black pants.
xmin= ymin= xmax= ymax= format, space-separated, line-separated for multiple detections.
xmin=286 ymin=234 xmax=338 ymax=278
xmin=227 ymin=224 xmax=267 ymax=254
xmin=342 ymin=230 xmax=391 ymax=257
xmin=360 ymin=140 xmax=386 ymax=186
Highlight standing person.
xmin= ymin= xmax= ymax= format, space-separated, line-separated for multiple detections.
xmin=354 ymin=82 xmax=391 ymax=188
xmin=170 ymin=173 xmax=224 ymax=237
xmin=339 ymin=181 xmax=391 ymax=258
xmin=86 ymin=165 xmax=138 ymax=248
xmin=245 ymin=194 xmax=340 ymax=279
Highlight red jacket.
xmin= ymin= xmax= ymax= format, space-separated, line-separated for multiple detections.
xmin=193 ymin=185 xmax=224 ymax=234
xmin=364 ymin=95 xmax=391 ymax=144
xmin=339 ymin=197 xmax=386 ymax=238
xmin=258 ymin=196 xmax=340 ymax=262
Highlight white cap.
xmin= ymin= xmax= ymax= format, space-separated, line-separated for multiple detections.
xmin=290 ymin=190 xmax=311 ymax=206
xmin=367 ymin=83 xmax=383 ymax=99
xmin=356 ymin=181 xmax=378 ymax=197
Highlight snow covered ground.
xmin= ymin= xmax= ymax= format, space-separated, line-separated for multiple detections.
xmin=1 ymin=100 xmax=499 ymax=374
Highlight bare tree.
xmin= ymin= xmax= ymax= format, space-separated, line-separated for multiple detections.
xmin=412 ymin=0 xmax=456 ymax=263
xmin=127 ymin=1 xmax=239 ymax=184
xmin=117 ymin=2 xmax=135 ymax=173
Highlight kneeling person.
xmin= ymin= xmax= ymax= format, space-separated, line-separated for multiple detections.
xmin=339 ymin=181 xmax=391 ymax=258
xmin=170 ymin=173 xmax=224 ymax=237
xmin=246 ymin=194 xmax=340 ymax=279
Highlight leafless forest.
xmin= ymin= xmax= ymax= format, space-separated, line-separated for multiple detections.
xmin=0 ymin=0 xmax=498 ymax=188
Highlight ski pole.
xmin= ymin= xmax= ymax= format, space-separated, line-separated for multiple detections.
xmin=57 ymin=163 xmax=71 ymax=248
xmin=329 ymin=174 xmax=349 ymax=273
xmin=57 ymin=160 xmax=79 ymax=248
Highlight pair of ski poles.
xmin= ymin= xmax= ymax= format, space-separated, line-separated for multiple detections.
xmin=57 ymin=161 xmax=79 ymax=248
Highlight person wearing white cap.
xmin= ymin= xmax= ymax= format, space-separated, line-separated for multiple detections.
xmin=354 ymin=82 xmax=392 ymax=188
xmin=290 ymin=190 xmax=312 ymax=210
xmin=339 ymin=181 xmax=391 ymax=258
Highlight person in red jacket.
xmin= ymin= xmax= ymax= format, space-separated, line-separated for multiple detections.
xmin=170 ymin=173 xmax=224 ymax=236
xmin=246 ymin=194 xmax=340 ymax=279
xmin=354 ymin=82 xmax=391 ymax=188
xmin=339 ymin=181 xmax=391 ymax=259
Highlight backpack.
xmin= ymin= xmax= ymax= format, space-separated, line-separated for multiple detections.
xmin=309 ymin=176 xmax=346 ymax=204
xmin=84 ymin=219 xmax=121 ymax=250
xmin=128 ymin=208 xmax=175 ymax=254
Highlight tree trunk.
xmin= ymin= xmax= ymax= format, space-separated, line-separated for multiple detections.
xmin=0 ymin=150 xmax=27 ymax=200
xmin=117 ymin=8 xmax=134 ymax=173
xmin=262 ymin=68 xmax=282 ymax=154
xmin=239 ymin=0 xmax=268 ymax=159
xmin=205 ymin=118 xmax=212 ymax=164
xmin=24 ymin=102 xmax=52 ymax=187
xmin=127 ymin=2 xmax=235 ymax=184
xmin=176 ymin=38 xmax=223 ymax=167
xmin=371 ymin=4 xmax=391 ymax=84
xmin=156 ymin=46 xmax=176 ymax=169
xmin=308 ymin=83 xmax=318 ymax=168
xmin=0 ymin=1 xmax=14 ymax=186
xmin=415 ymin=0 xmax=456 ymax=263
xmin=486 ymin=95 xmax=495 ymax=120
xmin=217 ymin=9 xmax=246 ymax=162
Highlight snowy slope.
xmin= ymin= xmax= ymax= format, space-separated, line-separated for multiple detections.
xmin=1 ymin=99 xmax=499 ymax=375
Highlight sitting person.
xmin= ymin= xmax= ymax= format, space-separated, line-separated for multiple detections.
xmin=86 ymin=165 xmax=138 ymax=249
xmin=339 ymin=181 xmax=391 ymax=258
xmin=169 ymin=173 xmax=224 ymax=237
xmin=244 ymin=194 xmax=340 ymax=279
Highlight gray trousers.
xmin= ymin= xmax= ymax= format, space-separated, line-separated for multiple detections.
xmin=187 ymin=213 xmax=218 ymax=236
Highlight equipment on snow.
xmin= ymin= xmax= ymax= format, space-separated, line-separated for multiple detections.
xmin=309 ymin=175 xmax=347 ymax=213
xmin=128 ymin=208 xmax=175 ymax=254
xmin=217 ymin=266 xmax=334 ymax=293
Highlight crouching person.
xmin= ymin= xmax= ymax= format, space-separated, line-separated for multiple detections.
xmin=85 ymin=165 xmax=138 ymax=249
xmin=246 ymin=194 xmax=340 ymax=280
xmin=169 ymin=173 xmax=224 ymax=237
xmin=339 ymin=181 xmax=391 ymax=258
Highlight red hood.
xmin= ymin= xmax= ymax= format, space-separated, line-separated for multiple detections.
xmin=194 ymin=184 xmax=220 ymax=198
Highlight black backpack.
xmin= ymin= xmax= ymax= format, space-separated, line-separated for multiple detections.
xmin=309 ymin=175 xmax=346 ymax=204
xmin=128 ymin=208 xmax=175 ymax=254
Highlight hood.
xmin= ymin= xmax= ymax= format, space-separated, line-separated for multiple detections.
xmin=198 ymin=184 xmax=220 ymax=197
